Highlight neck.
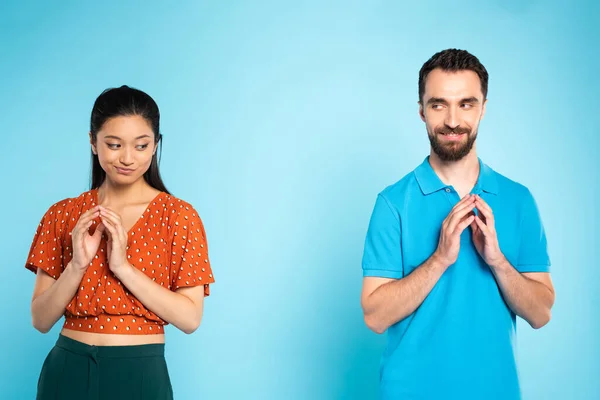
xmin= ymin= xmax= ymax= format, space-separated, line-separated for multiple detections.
xmin=97 ymin=179 xmax=154 ymax=207
xmin=428 ymin=148 xmax=480 ymax=192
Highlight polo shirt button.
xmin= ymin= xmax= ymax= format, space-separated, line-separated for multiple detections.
xmin=445 ymin=188 xmax=451 ymax=193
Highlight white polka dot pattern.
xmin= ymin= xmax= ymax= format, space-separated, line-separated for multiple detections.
xmin=25 ymin=189 xmax=215 ymax=335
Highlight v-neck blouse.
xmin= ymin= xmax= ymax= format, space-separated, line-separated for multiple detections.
xmin=25 ymin=189 xmax=215 ymax=335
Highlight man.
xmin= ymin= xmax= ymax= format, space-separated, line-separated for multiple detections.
xmin=360 ymin=49 xmax=555 ymax=399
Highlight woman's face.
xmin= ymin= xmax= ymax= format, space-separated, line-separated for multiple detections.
xmin=91 ymin=115 xmax=157 ymax=186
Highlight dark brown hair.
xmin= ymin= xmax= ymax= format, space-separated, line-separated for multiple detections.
xmin=418 ymin=49 xmax=489 ymax=103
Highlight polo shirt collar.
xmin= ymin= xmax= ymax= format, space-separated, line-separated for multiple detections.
xmin=414 ymin=156 xmax=499 ymax=196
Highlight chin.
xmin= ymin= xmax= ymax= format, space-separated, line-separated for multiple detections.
xmin=106 ymin=173 xmax=143 ymax=186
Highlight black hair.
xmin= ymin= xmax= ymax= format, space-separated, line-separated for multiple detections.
xmin=89 ymin=85 xmax=169 ymax=194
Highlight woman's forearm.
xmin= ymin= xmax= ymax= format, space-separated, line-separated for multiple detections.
xmin=31 ymin=263 xmax=85 ymax=333
xmin=114 ymin=263 xmax=202 ymax=334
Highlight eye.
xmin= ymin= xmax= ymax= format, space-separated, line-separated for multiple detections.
xmin=461 ymin=103 xmax=473 ymax=109
xmin=431 ymin=104 xmax=444 ymax=110
xmin=136 ymin=144 xmax=150 ymax=150
xmin=107 ymin=143 xmax=120 ymax=149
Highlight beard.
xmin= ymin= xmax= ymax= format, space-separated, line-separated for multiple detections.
xmin=428 ymin=124 xmax=477 ymax=162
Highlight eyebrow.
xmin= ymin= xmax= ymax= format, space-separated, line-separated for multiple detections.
xmin=426 ymin=97 xmax=480 ymax=105
xmin=427 ymin=97 xmax=449 ymax=106
xmin=104 ymin=135 xmax=152 ymax=140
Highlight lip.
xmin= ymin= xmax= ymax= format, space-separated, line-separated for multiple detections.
xmin=115 ymin=167 xmax=135 ymax=175
xmin=440 ymin=133 xmax=466 ymax=141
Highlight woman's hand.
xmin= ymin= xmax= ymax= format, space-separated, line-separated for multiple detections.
xmin=98 ymin=206 xmax=131 ymax=276
xmin=71 ymin=206 xmax=105 ymax=271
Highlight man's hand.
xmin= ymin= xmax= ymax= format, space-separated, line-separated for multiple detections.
xmin=434 ymin=194 xmax=476 ymax=267
xmin=471 ymin=195 xmax=505 ymax=268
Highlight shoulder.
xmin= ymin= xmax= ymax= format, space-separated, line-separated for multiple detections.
xmin=489 ymin=167 xmax=534 ymax=201
xmin=40 ymin=190 xmax=96 ymax=219
xmin=160 ymin=194 xmax=208 ymax=240
xmin=33 ymin=190 xmax=96 ymax=238
xmin=485 ymin=165 xmax=542 ymax=223
xmin=377 ymin=168 xmax=421 ymax=211
xmin=160 ymin=193 xmax=202 ymax=220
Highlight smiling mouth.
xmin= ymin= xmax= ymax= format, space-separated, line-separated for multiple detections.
xmin=439 ymin=132 xmax=466 ymax=141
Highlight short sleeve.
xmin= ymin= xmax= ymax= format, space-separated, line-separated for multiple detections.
xmin=361 ymin=194 xmax=403 ymax=279
xmin=25 ymin=203 xmax=65 ymax=279
xmin=170 ymin=206 xmax=215 ymax=295
xmin=515 ymin=190 xmax=551 ymax=273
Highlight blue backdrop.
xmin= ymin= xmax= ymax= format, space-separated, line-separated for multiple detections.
xmin=0 ymin=1 xmax=598 ymax=399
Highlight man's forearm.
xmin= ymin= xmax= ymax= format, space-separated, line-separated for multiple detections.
xmin=363 ymin=254 xmax=448 ymax=333
xmin=490 ymin=258 xmax=554 ymax=329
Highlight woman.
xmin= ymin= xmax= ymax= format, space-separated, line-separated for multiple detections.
xmin=25 ymin=85 xmax=214 ymax=399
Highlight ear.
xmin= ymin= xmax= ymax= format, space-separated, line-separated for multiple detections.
xmin=418 ymin=101 xmax=426 ymax=122
xmin=481 ymin=98 xmax=488 ymax=120
xmin=153 ymin=134 xmax=162 ymax=155
xmin=89 ymin=132 xmax=98 ymax=155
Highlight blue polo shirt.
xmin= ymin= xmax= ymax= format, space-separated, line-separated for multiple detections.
xmin=362 ymin=156 xmax=550 ymax=400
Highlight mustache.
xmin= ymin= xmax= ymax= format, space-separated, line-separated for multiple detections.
xmin=435 ymin=126 xmax=471 ymax=135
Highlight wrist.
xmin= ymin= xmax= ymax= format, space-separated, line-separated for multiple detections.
xmin=488 ymin=254 xmax=509 ymax=272
xmin=112 ymin=262 xmax=134 ymax=281
xmin=65 ymin=261 xmax=86 ymax=279
xmin=430 ymin=251 xmax=451 ymax=272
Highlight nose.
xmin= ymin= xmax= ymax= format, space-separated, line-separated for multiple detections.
xmin=119 ymin=148 xmax=134 ymax=166
xmin=444 ymin=106 xmax=460 ymax=130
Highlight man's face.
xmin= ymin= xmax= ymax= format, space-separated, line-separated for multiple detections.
xmin=419 ymin=68 xmax=486 ymax=161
